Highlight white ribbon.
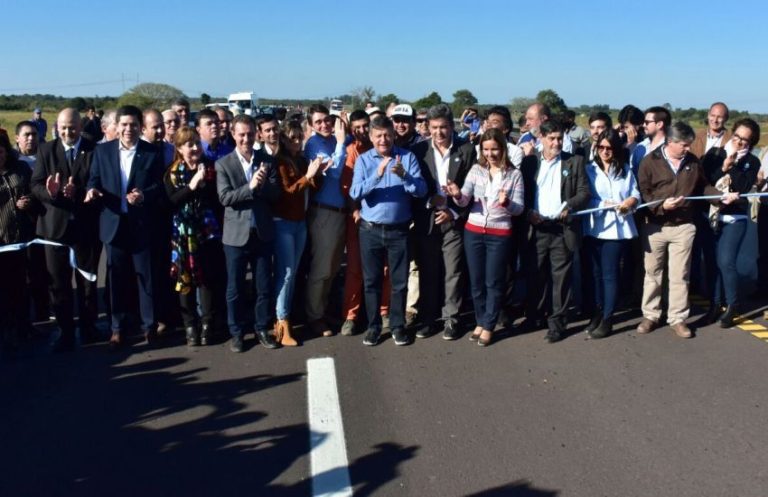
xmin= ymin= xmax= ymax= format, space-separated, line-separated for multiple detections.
xmin=570 ymin=192 xmax=768 ymax=217
xmin=0 ymin=238 xmax=97 ymax=281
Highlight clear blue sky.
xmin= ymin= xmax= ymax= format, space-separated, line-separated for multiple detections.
xmin=3 ymin=0 xmax=768 ymax=112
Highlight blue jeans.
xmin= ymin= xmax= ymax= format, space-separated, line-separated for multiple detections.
xmin=274 ymin=219 xmax=307 ymax=320
xmin=358 ymin=221 xmax=409 ymax=331
xmin=714 ymin=219 xmax=747 ymax=306
xmin=223 ymin=232 xmax=273 ymax=337
xmin=585 ymin=236 xmax=626 ymax=319
xmin=464 ymin=229 xmax=511 ymax=330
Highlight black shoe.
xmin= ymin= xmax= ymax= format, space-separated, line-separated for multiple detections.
xmin=256 ymin=330 xmax=279 ymax=349
xmin=584 ymin=313 xmax=602 ymax=334
xmin=518 ymin=317 xmax=547 ymax=332
xmin=588 ymin=317 xmax=612 ymax=339
xmin=702 ymin=304 xmax=723 ymax=325
xmin=363 ymin=328 xmax=381 ymax=346
xmin=391 ymin=328 xmax=411 ymax=346
xmin=442 ymin=321 xmax=460 ymax=341
xmin=230 ymin=335 xmax=244 ymax=353
xmin=79 ymin=324 xmax=101 ymax=344
xmin=200 ymin=323 xmax=211 ymax=346
xmin=545 ymin=329 xmax=564 ymax=343
xmin=719 ymin=305 xmax=738 ymax=328
xmin=186 ymin=326 xmax=200 ymax=347
xmin=415 ymin=324 xmax=438 ymax=339
xmin=143 ymin=328 xmax=158 ymax=345
xmin=53 ymin=333 xmax=76 ymax=352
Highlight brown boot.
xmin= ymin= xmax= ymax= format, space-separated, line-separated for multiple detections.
xmin=279 ymin=319 xmax=298 ymax=346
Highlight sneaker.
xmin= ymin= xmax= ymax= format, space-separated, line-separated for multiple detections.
xmin=341 ymin=319 xmax=356 ymax=336
xmin=363 ymin=328 xmax=381 ymax=346
xmin=442 ymin=321 xmax=460 ymax=341
xmin=230 ymin=335 xmax=244 ymax=353
xmin=391 ymin=328 xmax=411 ymax=346
xmin=416 ymin=324 xmax=438 ymax=339
xmin=381 ymin=314 xmax=390 ymax=331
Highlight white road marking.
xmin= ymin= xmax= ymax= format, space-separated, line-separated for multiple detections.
xmin=307 ymin=358 xmax=353 ymax=497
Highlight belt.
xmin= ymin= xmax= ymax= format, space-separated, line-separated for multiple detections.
xmin=310 ymin=201 xmax=349 ymax=214
xmin=360 ymin=219 xmax=409 ymax=231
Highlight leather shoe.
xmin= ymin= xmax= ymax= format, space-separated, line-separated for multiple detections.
xmin=719 ymin=305 xmax=738 ymax=329
xmin=185 ymin=326 xmax=200 ymax=347
xmin=701 ymin=305 xmax=723 ymax=325
xmin=256 ymin=330 xmax=279 ymax=349
xmin=589 ymin=317 xmax=612 ymax=339
xmin=671 ymin=322 xmax=693 ymax=338
xmin=544 ymin=329 xmax=564 ymax=343
xmin=230 ymin=335 xmax=244 ymax=353
xmin=584 ymin=313 xmax=602 ymax=334
xmin=636 ymin=318 xmax=657 ymax=334
xmin=200 ymin=323 xmax=212 ymax=346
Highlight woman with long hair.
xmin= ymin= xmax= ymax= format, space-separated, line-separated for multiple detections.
xmin=582 ymin=129 xmax=640 ymax=338
xmin=445 ymin=128 xmax=524 ymax=346
xmin=702 ymin=118 xmax=761 ymax=328
xmin=271 ymin=121 xmax=323 ymax=346
xmin=164 ymin=127 xmax=226 ymax=346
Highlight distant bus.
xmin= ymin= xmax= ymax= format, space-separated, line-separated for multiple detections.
xmin=329 ymin=99 xmax=344 ymax=115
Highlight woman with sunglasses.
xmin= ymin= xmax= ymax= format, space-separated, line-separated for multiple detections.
xmin=582 ymin=129 xmax=640 ymax=338
xmin=701 ymin=118 xmax=760 ymax=328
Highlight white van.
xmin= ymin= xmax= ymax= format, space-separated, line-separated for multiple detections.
xmin=227 ymin=92 xmax=259 ymax=116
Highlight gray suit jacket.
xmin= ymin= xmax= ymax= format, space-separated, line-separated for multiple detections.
xmin=215 ymin=149 xmax=279 ymax=247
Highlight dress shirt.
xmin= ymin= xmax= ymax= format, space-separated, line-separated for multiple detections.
xmin=535 ymin=154 xmax=564 ymax=219
xmin=235 ymin=148 xmax=258 ymax=228
xmin=118 ymin=141 xmax=136 ymax=213
xmin=705 ymin=131 xmax=725 ymax=154
xmin=350 ymin=146 xmax=426 ymax=225
xmin=630 ymin=137 xmax=663 ymax=176
xmin=304 ymin=134 xmax=348 ymax=209
xmin=202 ymin=140 xmax=234 ymax=162
xmin=583 ymin=162 xmax=640 ymax=240
xmin=63 ymin=137 xmax=81 ymax=168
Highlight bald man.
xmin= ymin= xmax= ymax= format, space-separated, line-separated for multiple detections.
xmin=142 ymin=109 xmax=174 ymax=166
xmin=690 ymin=102 xmax=731 ymax=160
xmin=31 ymin=108 xmax=101 ymax=350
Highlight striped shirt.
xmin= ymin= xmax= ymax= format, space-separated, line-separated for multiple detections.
xmin=455 ymin=164 xmax=524 ymax=236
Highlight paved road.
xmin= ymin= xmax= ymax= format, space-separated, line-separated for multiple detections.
xmin=2 ymin=302 xmax=768 ymax=497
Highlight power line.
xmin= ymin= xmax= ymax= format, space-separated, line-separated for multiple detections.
xmin=0 ymin=78 xmax=138 ymax=93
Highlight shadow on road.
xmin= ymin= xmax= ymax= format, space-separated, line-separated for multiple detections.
xmin=467 ymin=479 xmax=559 ymax=496
xmin=0 ymin=351 xmax=311 ymax=497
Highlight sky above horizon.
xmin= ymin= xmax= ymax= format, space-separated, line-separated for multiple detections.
xmin=3 ymin=0 xmax=768 ymax=112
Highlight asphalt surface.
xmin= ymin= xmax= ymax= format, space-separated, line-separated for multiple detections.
xmin=2 ymin=298 xmax=768 ymax=497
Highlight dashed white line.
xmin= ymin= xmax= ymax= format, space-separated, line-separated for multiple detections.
xmin=307 ymin=357 xmax=353 ymax=497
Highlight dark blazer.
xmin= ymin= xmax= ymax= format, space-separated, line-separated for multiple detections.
xmin=215 ymin=148 xmax=280 ymax=247
xmin=520 ymin=151 xmax=591 ymax=250
xmin=31 ymin=137 xmax=97 ymax=240
xmin=411 ymin=138 xmax=476 ymax=235
xmin=87 ymin=139 xmax=165 ymax=245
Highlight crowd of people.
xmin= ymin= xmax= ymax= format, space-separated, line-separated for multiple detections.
xmin=1 ymin=98 xmax=766 ymax=354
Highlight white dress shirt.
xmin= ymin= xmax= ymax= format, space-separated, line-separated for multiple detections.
xmin=118 ymin=141 xmax=136 ymax=213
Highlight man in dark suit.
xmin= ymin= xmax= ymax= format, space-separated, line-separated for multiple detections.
xmin=411 ymin=104 xmax=475 ymax=340
xmin=85 ymin=105 xmax=165 ymax=347
xmin=520 ymin=119 xmax=591 ymax=343
xmin=31 ymin=108 xmax=100 ymax=349
xmin=216 ymin=114 xmax=280 ymax=353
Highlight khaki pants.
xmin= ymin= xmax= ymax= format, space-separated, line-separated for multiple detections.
xmin=305 ymin=207 xmax=346 ymax=322
xmin=641 ymin=222 xmax=696 ymax=325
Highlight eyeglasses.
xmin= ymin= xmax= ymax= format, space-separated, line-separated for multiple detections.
xmin=732 ymin=133 xmax=750 ymax=143
xmin=643 ymin=120 xmax=657 ymax=124
xmin=416 ymin=118 xmax=427 ymax=123
xmin=596 ymin=145 xmax=612 ymax=152
xmin=392 ymin=117 xmax=411 ymax=124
